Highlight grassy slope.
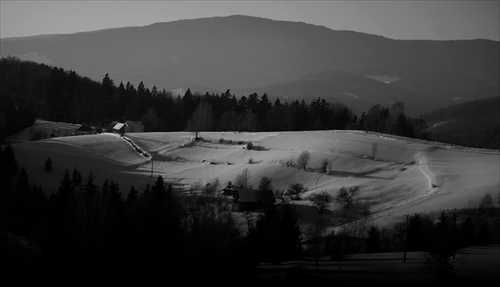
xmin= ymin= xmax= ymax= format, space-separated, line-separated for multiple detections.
xmin=11 ymin=129 xmax=500 ymax=231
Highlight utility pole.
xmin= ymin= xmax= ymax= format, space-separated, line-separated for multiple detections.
xmin=404 ymin=214 xmax=409 ymax=263
xmin=150 ymin=155 xmax=154 ymax=178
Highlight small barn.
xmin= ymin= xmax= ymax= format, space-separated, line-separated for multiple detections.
xmin=112 ymin=122 xmax=127 ymax=136
xmin=232 ymin=186 xmax=275 ymax=212
xmin=75 ymin=124 xmax=95 ymax=135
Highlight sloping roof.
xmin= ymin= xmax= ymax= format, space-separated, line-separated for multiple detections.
xmin=113 ymin=122 xmax=125 ymax=130
xmin=237 ymin=187 xmax=261 ymax=203
xmin=76 ymin=124 xmax=94 ymax=132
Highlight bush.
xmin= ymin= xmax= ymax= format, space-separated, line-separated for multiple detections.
xmin=246 ymin=142 xmax=254 ymax=150
xmin=31 ymin=130 xmax=48 ymax=141
xmin=284 ymin=158 xmax=294 ymax=167
xmin=273 ymin=189 xmax=290 ymax=205
xmin=287 ymin=183 xmax=308 ymax=200
xmin=479 ymin=192 xmax=494 ymax=209
xmin=246 ymin=142 xmax=266 ymax=151
xmin=203 ymin=178 xmax=221 ymax=196
xmin=309 ymin=191 xmax=332 ymax=214
xmin=321 ymin=158 xmax=330 ymax=173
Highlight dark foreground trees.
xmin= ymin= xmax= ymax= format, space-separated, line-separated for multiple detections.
xmin=245 ymin=204 xmax=303 ymax=264
xmin=0 ymin=147 xmax=306 ymax=280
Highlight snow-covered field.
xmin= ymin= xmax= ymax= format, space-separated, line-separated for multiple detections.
xmin=10 ymin=128 xmax=500 ymax=230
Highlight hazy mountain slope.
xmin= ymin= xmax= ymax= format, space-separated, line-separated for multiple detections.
xmin=235 ymin=70 xmax=431 ymax=115
xmin=1 ymin=15 xmax=498 ymax=114
xmin=422 ymin=97 xmax=500 ymax=149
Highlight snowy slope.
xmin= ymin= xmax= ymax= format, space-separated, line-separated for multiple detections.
xmin=11 ymin=129 xmax=500 ymax=230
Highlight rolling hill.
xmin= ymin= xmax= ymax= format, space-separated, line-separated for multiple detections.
xmin=11 ymin=128 xmax=500 ymax=233
xmin=1 ymin=15 xmax=498 ymax=115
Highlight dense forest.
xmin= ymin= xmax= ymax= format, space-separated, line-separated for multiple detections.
xmin=421 ymin=97 xmax=500 ymax=149
xmin=1 ymin=57 xmax=498 ymax=149
xmin=1 ymin=57 xmax=425 ymax=141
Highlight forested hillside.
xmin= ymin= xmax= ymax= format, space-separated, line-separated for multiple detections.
xmin=0 ymin=57 xmax=426 ymax=141
xmin=422 ymin=97 xmax=500 ymax=149
xmin=2 ymin=15 xmax=498 ymax=115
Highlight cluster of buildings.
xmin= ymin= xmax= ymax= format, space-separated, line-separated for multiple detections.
xmin=74 ymin=120 xmax=144 ymax=136
xmin=222 ymin=182 xmax=275 ymax=212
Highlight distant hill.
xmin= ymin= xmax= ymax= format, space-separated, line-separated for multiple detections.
xmin=422 ymin=97 xmax=500 ymax=149
xmin=234 ymin=70 xmax=429 ymax=115
xmin=1 ymin=15 xmax=498 ymax=115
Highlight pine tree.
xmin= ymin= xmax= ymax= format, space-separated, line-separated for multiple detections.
xmin=109 ymin=180 xmax=123 ymax=207
xmin=126 ymin=185 xmax=138 ymax=208
xmin=72 ymin=167 xmax=82 ymax=187
xmin=15 ymin=168 xmax=30 ymax=208
xmin=151 ymin=175 xmax=166 ymax=201
xmin=4 ymin=144 xmax=18 ymax=178
xmin=58 ymin=169 xmax=74 ymax=203
xmin=84 ymin=172 xmax=98 ymax=203
xmin=44 ymin=156 xmax=53 ymax=173
xmin=367 ymin=226 xmax=381 ymax=253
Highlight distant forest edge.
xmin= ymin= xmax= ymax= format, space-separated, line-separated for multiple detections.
xmin=421 ymin=97 xmax=500 ymax=149
xmin=1 ymin=57 xmax=498 ymax=149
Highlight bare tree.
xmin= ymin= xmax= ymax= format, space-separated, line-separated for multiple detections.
xmin=479 ymin=192 xmax=494 ymax=209
xmin=243 ymin=211 xmax=256 ymax=234
xmin=186 ymin=101 xmax=214 ymax=140
xmin=371 ymin=143 xmax=378 ymax=160
xmin=321 ymin=158 xmax=331 ymax=173
xmin=335 ymin=186 xmax=360 ymax=211
xmin=258 ymin=176 xmax=273 ymax=191
xmin=297 ymin=150 xmax=311 ymax=170
xmin=310 ymin=190 xmax=332 ymax=214
xmin=235 ymin=168 xmax=251 ymax=188
xmin=203 ymin=178 xmax=221 ymax=196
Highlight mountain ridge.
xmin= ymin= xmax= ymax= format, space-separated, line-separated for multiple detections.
xmin=1 ymin=15 xmax=498 ymax=114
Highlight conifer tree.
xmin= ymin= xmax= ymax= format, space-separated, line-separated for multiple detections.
xmin=58 ymin=169 xmax=74 ymax=203
xmin=4 ymin=144 xmax=18 ymax=178
xmin=44 ymin=157 xmax=53 ymax=173
xmin=72 ymin=167 xmax=82 ymax=187
xmin=15 ymin=168 xmax=30 ymax=208
xmin=126 ymin=185 xmax=138 ymax=207
xmin=109 ymin=180 xmax=123 ymax=207
xmin=84 ymin=172 xmax=98 ymax=202
xmin=151 ymin=175 xmax=166 ymax=201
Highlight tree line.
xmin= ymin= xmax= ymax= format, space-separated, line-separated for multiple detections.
xmin=1 ymin=57 xmax=427 ymax=141
xmin=421 ymin=97 xmax=500 ymax=149
xmin=0 ymin=145 xmax=303 ymax=280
